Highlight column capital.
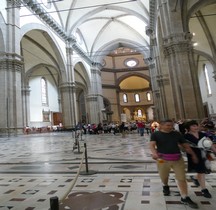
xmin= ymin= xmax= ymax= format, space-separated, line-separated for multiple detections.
xmin=163 ymin=41 xmax=193 ymax=57
xmin=59 ymin=82 xmax=76 ymax=91
xmin=0 ymin=59 xmax=23 ymax=73
xmin=21 ymin=86 xmax=31 ymax=95
xmin=154 ymin=90 xmax=160 ymax=97
xmin=156 ymin=74 xmax=170 ymax=86
xmin=163 ymin=32 xmax=193 ymax=43
xmin=163 ymin=32 xmax=194 ymax=56
xmin=0 ymin=52 xmax=23 ymax=61
xmin=91 ymin=62 xmax=103 ymax=70
xmin=66 ymin=46 xmax=74 ymax=55
xmin=91 ymin=63 xmax=102 ymax=76
xmin=86 ymin=94 xmax=98 ymax=102
xmin=7 ymin=0 xmax=22 ymax=7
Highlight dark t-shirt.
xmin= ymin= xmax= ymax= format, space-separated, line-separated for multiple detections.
xmin=150 ymin=131 xmax=187 ymax=154
xmin=184 ymin=132 xmax=206 ymax=173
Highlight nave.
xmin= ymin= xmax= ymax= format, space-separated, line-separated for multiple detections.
xmin=0 ymin=132 xmax=216 ymax=210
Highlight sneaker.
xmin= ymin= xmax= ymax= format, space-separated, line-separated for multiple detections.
xmin=163 ymin=186 xmax=170 ymax=196
xmin=190 ymin=176 xmax=200 ymax=186
xmin=181 ymin=196 xmax=198 ymax=209
xmin=201 ymin=189 xmax=212 ymax=198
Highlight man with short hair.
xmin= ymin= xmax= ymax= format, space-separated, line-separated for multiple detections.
xmin=149 ymin=119 xmax=199 ymax=209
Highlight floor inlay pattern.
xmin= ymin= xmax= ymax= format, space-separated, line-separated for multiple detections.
xmin=0 ymin=132 xmax=215 ymax=209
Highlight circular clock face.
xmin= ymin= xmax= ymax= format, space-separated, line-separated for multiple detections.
xmin=125 ymin=58 xmax=138 ymax=67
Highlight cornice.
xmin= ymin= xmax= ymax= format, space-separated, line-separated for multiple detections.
xmin=145 ymin=0 xmax=157 ymax=38
xmin=22 ymin=0 xmax=94 ymax=65
xmin=156 ymin=74 xmax=170 ymax=86
xmin=101 ymin=66 xmax=149 ymax=72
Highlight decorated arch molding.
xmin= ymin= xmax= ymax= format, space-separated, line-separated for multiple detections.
xmin=93 ymin=39 xmax=150 ymax=63
xmin=25 ymin=64 xmax=60 ymax=86
xmin=116 ymin=72 xmax=151 ymax=87
xmin=20 ymin=23 xmax=67 ymax=82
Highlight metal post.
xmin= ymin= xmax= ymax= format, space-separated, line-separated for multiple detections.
xmin=84 ymin=142 xmax=89 ymax=173
xmin=77 ymin=139 xmax=80 ymax=153
xmin=50 ymin=196 xmax=59 ymax=210
xmin=80 ymin=143 xmax=97 ymax=175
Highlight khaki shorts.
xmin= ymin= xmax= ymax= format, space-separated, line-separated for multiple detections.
xmin=157 ymin=157 xmax=186 ymax=182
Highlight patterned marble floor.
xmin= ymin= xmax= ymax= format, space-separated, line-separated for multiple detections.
xmin=0 ymin=132 xmax=216 ymax=209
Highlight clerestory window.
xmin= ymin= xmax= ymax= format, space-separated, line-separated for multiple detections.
xmin=41 ymin=77 xmax=48 ymax=106
xmin=123 ymin=93 xmax=128 ymax=103
xmin=146 ymin=92 xmax=151 ymax=101
xmin=203 ymin=64 xmax=212 ymax=95
xmin=134 ymin=93 xmax=140 ymax=102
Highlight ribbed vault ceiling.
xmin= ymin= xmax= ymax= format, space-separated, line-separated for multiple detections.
xmin=35 ymin=0 xmax=150 ymax=60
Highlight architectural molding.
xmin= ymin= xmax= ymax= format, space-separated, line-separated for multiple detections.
xmin=0 ymin=59 xmax=23 ymax=72
xmin=22 ymin=0 xmax=93 ymax=65
xmin=7 ymin=0 xmax=22 ymax=7
xmin=156 ymin=74 xmax=170 ymax=86
xmin=21 ymin=86 xmax=31 ymax=95
xmin=0 ymin=52 xmax=23 ymax=61
xmin=91 ymin=68 xmax=101 ymax=76
xmin=91 ymin=62 xmax=103 ymax=70
xmin=154 ymin=90 xmax=160 ymax=97
xmin=66 ymin=46 xmax=73 ymax=55
xmin=116 ymin=72 xmax=151 ymax=86
xmin=86 ymin=95 xmax=98 ymax=102
xmin=148 ymin=0 xmax=157 ymax=33
xmin=163 ymin=41 xmax=193 ymax=56
xmin=101 ymin=66 xmax=149 ymax=72
xmin=59 ymin=82 xmax=76 ymax=92
xmin=163 ymin=32 xmax=193 ymax=44
xmin=148 ymin=63 xmax=156 ymax=69
xmin=119 ymin=87 xmax=152 ymax=93
xmin=91 ymin=62 xmax=103 ymax=76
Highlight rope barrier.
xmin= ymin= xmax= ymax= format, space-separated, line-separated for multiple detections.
xmin=50 ymin=142 xmax=97 ymax=209
xmin=60 ymin=148 xmax=86 ymax=202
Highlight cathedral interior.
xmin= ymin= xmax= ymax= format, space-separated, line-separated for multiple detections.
xmin=0 ymin=0 xmax=216 ymax=209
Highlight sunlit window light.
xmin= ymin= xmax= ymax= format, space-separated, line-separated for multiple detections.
xmin=204 ymin=65 xmax=212 ymax=95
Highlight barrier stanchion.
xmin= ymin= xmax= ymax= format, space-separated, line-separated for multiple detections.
xmin=50 ymin=196 xmax=59 ymax=210
xmin=80 ymin=143 xmax=97 ymax=175
xmin=73 ymin=130 xmax=82 ymax=154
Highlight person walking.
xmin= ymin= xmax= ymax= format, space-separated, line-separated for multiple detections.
xmin=149 ymin=119 xmax=199 ymax=209
xmin=137 ymin=121 xmax=145 ymax=136
xmin=184 ymin=120 xmax=216 ymax=198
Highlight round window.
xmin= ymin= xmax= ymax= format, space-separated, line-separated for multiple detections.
xmin=125 ymin=58 xmax=138 ymax=67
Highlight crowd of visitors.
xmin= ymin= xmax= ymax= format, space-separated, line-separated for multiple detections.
xmin=78 ymin=120 xmax=162 ymax=136
xmin=149 ymin=118 xmax=216 ymax=209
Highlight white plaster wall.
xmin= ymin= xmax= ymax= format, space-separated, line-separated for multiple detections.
xmin=0 ymin=0 xmax=6 ymax=23
xmin=0 ymin=21 xmax=5 ymax=51
xmin=20 ymin=8 xmax=67 ymax=63
xmin=198 ymin=61 xmax=216 ymax=115
xmin=189 ymin=18 xmax=212 ymax=56
xmin=29 ymin=76 xmax=59 ymax=127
